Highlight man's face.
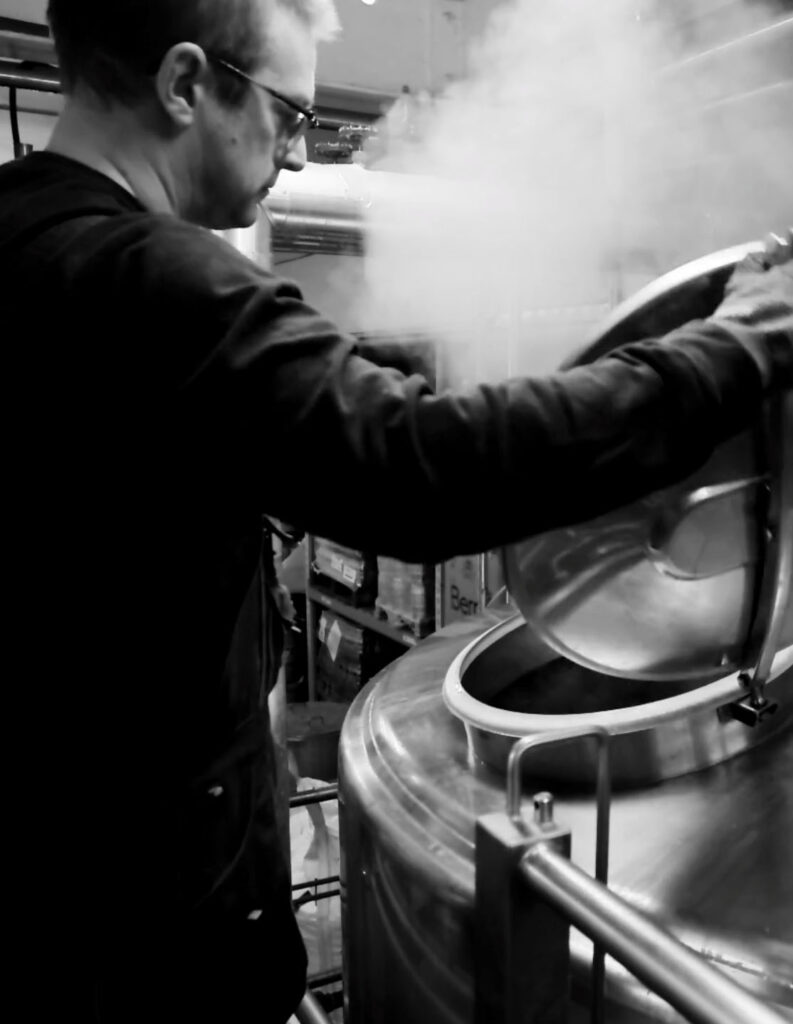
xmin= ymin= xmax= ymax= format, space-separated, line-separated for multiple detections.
xmin=187 ymin=5 xmax=317 ymax=229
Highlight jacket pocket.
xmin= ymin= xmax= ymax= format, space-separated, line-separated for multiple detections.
xmin=176 ymin=711 xmax=271 ymax=911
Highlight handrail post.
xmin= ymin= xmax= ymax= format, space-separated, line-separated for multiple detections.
xmin=475 ymin=798 xmax=571 ymax=1024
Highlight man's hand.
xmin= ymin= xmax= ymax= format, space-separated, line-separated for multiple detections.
xmin=707 ymin=230 xmax=793 ymax=389
xmin=711 ymin=229 xmax=793 ymax=331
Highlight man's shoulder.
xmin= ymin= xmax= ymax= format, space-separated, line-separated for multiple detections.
xmin=0 ymin=153 xmax=292 ymax=324
xmin=0 ymin=151 xmax=141 ymax=253
xmin=0 ymin=151 xmax=133 ymax=209
xmin=82 ymin=213 xmax=276 ymax=298
xmin=0 ymin=152 xmax=274 ymax=283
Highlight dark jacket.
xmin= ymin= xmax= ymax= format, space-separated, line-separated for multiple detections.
xmin=0 ymin=152 xmax=788 ymax=1022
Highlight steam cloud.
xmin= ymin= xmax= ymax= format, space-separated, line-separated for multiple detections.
xmin=349 ymin=0 xmax=793 ymax=385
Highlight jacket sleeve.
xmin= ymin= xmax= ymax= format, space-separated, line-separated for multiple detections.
xmin=100 ymin=219 xmax=793 ymax=564
xmin=196 ymin=289 xmax=792 ymax=563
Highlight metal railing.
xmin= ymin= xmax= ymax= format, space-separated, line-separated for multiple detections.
xmin=290 ymin=782 xmax=341 ymax=1024
xmin=294 ymin=990 xmax=334 ymax=1024
xmin=476 ymin=725 xmax=788 ymax=1024
xmin=522 ymin=844 xmax=786 ymax=1024
xmin=290 ymin=783 xmax=339 ymax=808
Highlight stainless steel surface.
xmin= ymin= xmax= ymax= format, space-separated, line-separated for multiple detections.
xmin=503 ymin=244 xmax=793 ymax=683
xmin=649 ymin=474 xmax=766 ymax=579
xmin=443 ymin=614 xmax=793 ymax=786
xmin=340 ymin=615 xmax=793 ymax=1024
xmin=522 ymin=843 xmax=788 ymax=1024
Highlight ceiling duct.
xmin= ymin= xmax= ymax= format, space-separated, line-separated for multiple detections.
xmin=267 ymin=163 xmax=369 ymax=256
xmin=266 ymin=162 xmax=447 ymax=257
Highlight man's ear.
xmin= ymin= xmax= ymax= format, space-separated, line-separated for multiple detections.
xmin=154 ymin=43 xmax=210 ymax=127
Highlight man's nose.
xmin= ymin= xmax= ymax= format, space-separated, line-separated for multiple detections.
xmin=282 ymin=135 xmax=308 ymax=173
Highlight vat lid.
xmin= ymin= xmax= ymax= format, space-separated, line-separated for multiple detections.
xmin=503 ymin=244 xmax=793 ymax=682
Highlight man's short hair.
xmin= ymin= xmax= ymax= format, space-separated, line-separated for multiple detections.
xmin=47 ymin=0 xmax=340 ymax=105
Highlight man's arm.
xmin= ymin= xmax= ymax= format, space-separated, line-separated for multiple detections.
xmin=94 ymin=217 xmax=791 ymax=563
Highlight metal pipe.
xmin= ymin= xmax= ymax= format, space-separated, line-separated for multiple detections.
xmin=307 ymin=968 xmax=343 ymax=990
xmin=268 ymin=209 xmax=362 ymax=233
xmin=289 ymin=783 xmax=338 ymax=807
xmin=291 ymin=873 xmax=339 ymax=891
xmin=0 ymin=59 xmax=60 ymax=93
xmin=294 ymin=990 xmax=333 ymax=1024
xmin=293 ymin=887 xmax=340 ymax=908
xmin=522 ymin=843 xmax=788 ymax=1024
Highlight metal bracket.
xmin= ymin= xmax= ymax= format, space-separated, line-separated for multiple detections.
xmin=475 ymin=726 xmax=612 ymax=1024
xmin=725 ymin=679 xmax=779 ymax=727
xmin=475 ymin=803 xmax=571 ymax=1024
xmin=729 ymin=394 xmax=793 ymax=723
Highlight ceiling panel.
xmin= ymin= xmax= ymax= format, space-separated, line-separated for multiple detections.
xmin=0 ymin=0 xmax=507 ymax=100
xmin=0 ymin=0 xmax=47 ymax=25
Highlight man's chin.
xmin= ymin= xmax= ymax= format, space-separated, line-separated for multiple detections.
xmin=197 ymin=203 xmax=259 ymax=232
xmin=232 ymin=204 xmax=260 ymax=230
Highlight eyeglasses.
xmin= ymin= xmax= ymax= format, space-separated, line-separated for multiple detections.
xmin=207 ymin=54 xmax=319 ymax=137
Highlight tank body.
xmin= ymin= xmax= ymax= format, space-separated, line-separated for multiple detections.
xmin=339 ymin=617 xmax=793 ymax=1023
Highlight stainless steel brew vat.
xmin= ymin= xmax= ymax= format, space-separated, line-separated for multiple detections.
xmin=333 ymin=0 xmax=793 ymax=1012
xmin=339 ymin=223 xmax=793 ymax=1020
xmin=339 ymin=618 xmax=793 ymax=1023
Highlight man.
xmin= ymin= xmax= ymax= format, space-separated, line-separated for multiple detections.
xmin=0 ymin=1 xmax=790 ymax=1022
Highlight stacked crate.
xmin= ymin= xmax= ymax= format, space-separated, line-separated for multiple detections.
xmin=310 ymin=538 xmax=402 ymax=702
xmin=375 ymin=557 xmax=435 ymax=639
xmin=311 ymin=538 xmax=377 ymax=606
xmin=314 ymin=610 xmax=403 ymax=703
